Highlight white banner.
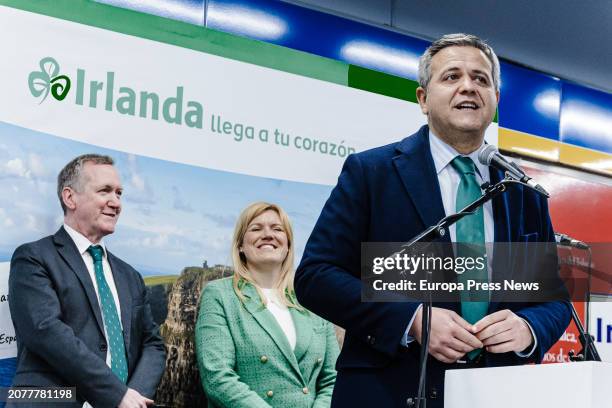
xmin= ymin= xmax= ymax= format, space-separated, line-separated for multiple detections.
xmin=590 ymin=296 xmax=612 ymax=362
xmin=0 ymin=262 xmax=16 ymax=360
xmin=0 ymin=6 xmax=497 ymax=186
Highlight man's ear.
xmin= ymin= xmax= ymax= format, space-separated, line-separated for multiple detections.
xmin=416 ymin=87 xmax=428 ymax=114
xmin=62 ymin=187 xmax=77 ymax=211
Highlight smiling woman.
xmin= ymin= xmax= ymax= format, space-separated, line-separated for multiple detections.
xmin=231 ymin=203 xmax=293 ymax=304
xmin=195 ymin=202 xmax=339 ymax=408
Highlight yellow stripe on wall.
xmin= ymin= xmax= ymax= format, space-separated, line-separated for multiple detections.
xmin=499 ymin=127 xmax=612 ymax=176
xmin=499 ymin=127 xmax=561 ymax=162
xmin=560 ymin=144 xmax=612 ymax=176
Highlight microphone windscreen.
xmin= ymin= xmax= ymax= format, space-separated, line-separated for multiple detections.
xmin=478 ymin=144 xmax=498 ymax=165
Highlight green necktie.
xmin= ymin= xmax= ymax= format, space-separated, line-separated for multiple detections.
xmin=451 ymin=156 xmax=488 ymax=360
xmin=87 ymin=245 xmax=128 ymax=383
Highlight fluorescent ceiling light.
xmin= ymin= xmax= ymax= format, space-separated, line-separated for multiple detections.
xmin=341 ymin=40 xmax=419 ymax=79
xmin=96 ymin=0 xmax=204 ymax=25
xmin=562 ymin=101 xmax=612 ymax=144
xmin=533 ymin=89 xmax=560 ymax=119
xmin=207 ymin=5 xmax=287 ymax=41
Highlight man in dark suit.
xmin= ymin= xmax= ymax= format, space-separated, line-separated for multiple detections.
xmin=295 ymin=34 xmax=570 ymax=408
xmin=9 ymin=154 xmax=165 ymax=407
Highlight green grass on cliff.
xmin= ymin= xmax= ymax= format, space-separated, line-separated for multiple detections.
xmin=144 ymin=275 xmax=180 ymax=286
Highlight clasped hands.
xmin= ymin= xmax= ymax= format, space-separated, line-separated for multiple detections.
xmin=408 ymin=307 xmax=533 ymax=364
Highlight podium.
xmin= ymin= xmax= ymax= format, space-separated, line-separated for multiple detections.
xmin=444 ymin=362 xmax=612 ymax=408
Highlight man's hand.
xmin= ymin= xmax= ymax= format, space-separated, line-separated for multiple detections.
xmin=474 ymin=309 xmax=533 ymax=353
xmin=118 ymin=388 xmax=154 ymax=408
xmin=409 ymin=307 xmax=483 ymax=363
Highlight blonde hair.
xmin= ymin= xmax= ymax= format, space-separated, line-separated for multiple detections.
xmin=231 ymin=202 xmax=300 ymax=309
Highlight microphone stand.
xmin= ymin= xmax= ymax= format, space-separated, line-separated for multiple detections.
xmin=405 ymin=177 xmax=546 ymax=408
xmin=568 ymin=302 xmax=601 ymax=361
xmin=567 ymin=247 xmax=601 ymax=362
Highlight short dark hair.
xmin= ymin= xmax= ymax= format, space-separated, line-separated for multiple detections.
xmin=57 ymin=154 xmax=115 ymax=214
xmin=418 ymin=33 xmax=500 ymax=92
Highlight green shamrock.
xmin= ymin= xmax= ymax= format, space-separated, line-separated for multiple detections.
xmin=28 ymin=57 xmax=71 ymax=103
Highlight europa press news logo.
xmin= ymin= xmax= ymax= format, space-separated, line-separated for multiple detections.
xmin=28 ymin=57 xmax=71 ymax=103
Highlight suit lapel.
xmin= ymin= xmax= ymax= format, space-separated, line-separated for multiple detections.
xmin=489 ymin=167 xmax=512 ymax=313
xmin=290 ymin=307 xmax=312 ymax=363
xmin=392 ymin=126 xmax=448 ymax=239
xmin=393 ymin=127 xmax=458 ymax=310
xmin=107 ymin=252 xmax=132 ymax=351
xmin=241 ymin=283 xmax=303 ymax=380
xmin=490 ymin=167 xmax=511 ymax=244
xmin=53 ymin=227 xmax=105 ymax=336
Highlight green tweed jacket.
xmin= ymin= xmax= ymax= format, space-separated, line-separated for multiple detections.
xmin=195 ymin=277 xmax=339 ymax=408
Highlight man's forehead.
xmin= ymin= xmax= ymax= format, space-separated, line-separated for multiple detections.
xmin=82 ymin=161 xmax=116 ymax=172
xmin=431 ymin=46 xmax=492 ymax=71
xmin=80 ymin=162 xmax=121 ymax=184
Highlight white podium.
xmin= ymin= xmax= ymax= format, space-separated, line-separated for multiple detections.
xmin=444 ymin=362 xmax=612 ymax=408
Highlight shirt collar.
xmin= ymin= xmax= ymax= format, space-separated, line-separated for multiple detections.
xmin=428 ymin=131 xmax=489 ymax=179
xmin=63 ymin=223 xmax=107 ymax=257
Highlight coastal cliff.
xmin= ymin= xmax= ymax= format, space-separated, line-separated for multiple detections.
xmin=155 ymin=265 xmax=232 ymax=408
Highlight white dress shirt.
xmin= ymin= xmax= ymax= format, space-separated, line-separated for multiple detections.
xmin=428 ymin=131 xmax=494 ymax=244
xmin=63 ymin=224 xmax=123 ymax=407
xmin=261 ymin=287 xmax=297 ymax=351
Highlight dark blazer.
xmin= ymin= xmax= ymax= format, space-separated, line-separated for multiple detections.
xmin=295 ymin=125 xmax=571 ymax=408
xmin=8 ymin=227 xmax=165 ymax=407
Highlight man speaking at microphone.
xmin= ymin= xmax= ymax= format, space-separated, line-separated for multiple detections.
xmin=295 ymin=33 xmax=570 ymax=407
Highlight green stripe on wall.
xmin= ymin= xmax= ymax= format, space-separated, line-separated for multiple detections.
xmin=0 ymin=0 xmax=503 ymax=120
xmin=0 ymin=0 xmax=348 ymax=86
xmin=348 ymin=65 xmax=419 ymax=104
xmin=347 ymin=65 xmax=498 ymax=123
xmin=0 ymin=0 xmax=444 ymax=107
xmin=6 ymin=0 xmax=503 ymax=119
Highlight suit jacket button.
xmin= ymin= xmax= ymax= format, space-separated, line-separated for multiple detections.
xmin=260 ymin=355 xmax=268 ymax=363
xmin=99 ymin=344 xmax=107 ymax=352
xmin=302 ymin=387 xmax=309 ymax=394
xmin=429 ymin=387 xmax=438 ymax=399
xmin=316 ymin=358 xmax=323 ymax=365
xmin=266 ymin=390 xmax=273 ymax=398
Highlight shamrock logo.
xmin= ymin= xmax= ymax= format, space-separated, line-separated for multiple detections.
xmin=28 ymin=57 xmax=71 ymax=103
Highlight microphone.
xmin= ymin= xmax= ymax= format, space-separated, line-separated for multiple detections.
xmin=555 ymin=232 xmax=589 ymax=249
xmin=478 ymin=145 xmax=549 ymax=197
